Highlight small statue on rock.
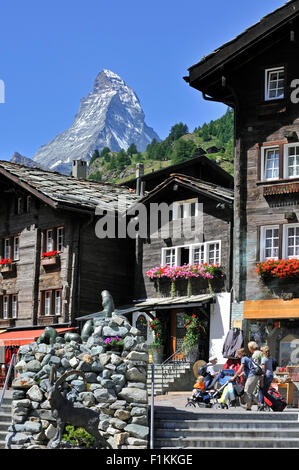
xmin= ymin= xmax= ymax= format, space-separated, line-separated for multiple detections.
xmin=77 ymin=290 xmax=115 ymax=342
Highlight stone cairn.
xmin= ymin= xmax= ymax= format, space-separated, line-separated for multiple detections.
xmin=6 ymin=315 xmax=149 ymax=449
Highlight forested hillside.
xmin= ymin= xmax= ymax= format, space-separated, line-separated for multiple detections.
xmin=87 ymin=108 xmax=234 ymax=183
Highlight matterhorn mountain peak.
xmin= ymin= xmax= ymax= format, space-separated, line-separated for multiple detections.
xmin=31 ymin=69 xmax=160 ymax=174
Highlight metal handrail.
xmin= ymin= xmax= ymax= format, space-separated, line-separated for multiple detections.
xmin=150 ymin=363 xmax=154 ymax=449
xmin=0 ymin=353 xmax=16 ymax=408
xmin=161 ymin=347 xmax=189 ymax=394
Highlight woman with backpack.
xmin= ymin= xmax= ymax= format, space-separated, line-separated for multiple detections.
xmin=258 ymin=345 xmax=276 ymax=411
xmin=229 ymin=346 xmax=260 ymax=410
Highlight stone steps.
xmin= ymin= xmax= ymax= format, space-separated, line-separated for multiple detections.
xmin=153 ymin=408 xmax=299 ymax=449
xmin=0 ymin=392 xmax=13 ymax=449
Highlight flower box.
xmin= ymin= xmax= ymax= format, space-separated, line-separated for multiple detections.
xmin=256 ymin=258 xmax=299 ymax=280
xmin=41 ymin=251 xmax=60 ymax=268
xmin=0 ymin=259 xmax=16 ymax=275
xmin=147 ymin=264 xmax=225 ymax=297
xmin=41 ymin=257 xmax=59 ymax=266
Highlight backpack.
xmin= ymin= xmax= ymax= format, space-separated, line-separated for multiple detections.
xmin=251 ymin=359 xmax=263 ymax=376
xmin=198 ymin=364 xmax=209 ymax=377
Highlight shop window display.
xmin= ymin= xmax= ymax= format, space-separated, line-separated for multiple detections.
xmin=248 ymin=319 xmax=299 ymax=367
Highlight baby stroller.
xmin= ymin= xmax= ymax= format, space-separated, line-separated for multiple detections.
xmin=209 ymin=369 xmax=244 ymax=409
xmin=185 ymin=388 xmax=215 ymax=408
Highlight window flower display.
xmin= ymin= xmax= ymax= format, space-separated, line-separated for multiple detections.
xmin=256 ymin=258 xmax=299 ymax=280
xmin=0 ymin=258 xmax=12 ymax=265
xmin=41 ymin=250 xmax=60 ymax=259
xmin=145 ymin=263 xmax=224 ymax=296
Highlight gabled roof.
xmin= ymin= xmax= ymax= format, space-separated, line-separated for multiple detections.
xmin=120 ymin=154 xmax=234 ymax=191
xmin=133 ymin=173 xmax=234 ymax=207
xmin=0 ymin=161 xmax=140 ymax=213
xmin=185 ymin=0 xmax=299 ymax=98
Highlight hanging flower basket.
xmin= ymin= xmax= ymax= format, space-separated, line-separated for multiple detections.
xmin=256 ymin=258 xmax=299 ymax=280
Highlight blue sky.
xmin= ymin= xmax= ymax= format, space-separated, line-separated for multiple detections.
xmin=0 ymin=0 xmax=285 ymax=161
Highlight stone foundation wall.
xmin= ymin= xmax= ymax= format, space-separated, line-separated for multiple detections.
xmin=6 ymin=315 xmax=149 ymax=449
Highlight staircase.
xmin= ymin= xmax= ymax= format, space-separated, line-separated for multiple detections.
xmin=0 ymin=390 xmax=12 ymax=449
xmin=153 ymin=407 xmax=299 ymax=448
xmin=147 ymin=363 xmax=193 ymax=395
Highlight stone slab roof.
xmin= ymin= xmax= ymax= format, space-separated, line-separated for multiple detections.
xmin=0 ymin=161 xmax=140 ymax=213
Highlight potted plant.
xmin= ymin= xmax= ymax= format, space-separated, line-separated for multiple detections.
xmin=41 ymin=250 xmax=60 ymax=266
xmin=183 ymin=314 xmax=206 ymax=362
xmin=104 ymin=335 xmax=124 ymax=352
xmin=148 ymin=317 xmax=164 ymax=363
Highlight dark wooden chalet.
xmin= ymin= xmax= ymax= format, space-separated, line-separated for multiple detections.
xmin=0 ymin=161 xmax=138 ymax=345
xmin=185 ymin=0 xmax=299 ymax=382
xmin=130 ymin=173 xmax=234 ymax=363
xmin=120 ymin=154 xmax=234 ymax=193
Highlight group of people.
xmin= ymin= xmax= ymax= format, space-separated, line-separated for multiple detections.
xmin=192 ymin=342 xmax=277 ymax=411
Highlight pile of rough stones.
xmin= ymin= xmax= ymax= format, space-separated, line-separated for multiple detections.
xmin=6 ymin=314 xmax=149 ymax=449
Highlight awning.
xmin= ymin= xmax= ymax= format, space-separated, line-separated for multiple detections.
xmin=131 ymin=294 xmax=214 ymax=311
xmin=0 ymin=327 xmax=76 ymax=346
xmin=244 ymin=299 xmax=299 ymax=320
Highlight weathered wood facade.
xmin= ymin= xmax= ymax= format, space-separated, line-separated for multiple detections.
xmin=0 ymin=162 xmax=138 ymax=332
xmin=185 ymin=0 xmax=299 ymax=375
xmin=132 ymin=173 xmax=234 ymax=361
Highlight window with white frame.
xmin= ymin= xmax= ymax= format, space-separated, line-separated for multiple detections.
xmin=265 ymin=67 xmax=284 ymax=101
xmin=162 ymin=240 xmax=221 ymax=267
xmin=12 ymin=295 xmax=18 ymax=318
xmin=46 ymin=229 xmax=54 ymax=252
xmin=192 ymin=244 xmax=205 ymax=265
xmin=262 ymin=147 xmax=280 ymax=181
xmin=55 ymin=290 xmax=62 ymax=315
xmin=283 ymin=224 xmax=299 ymax=259
xmin=207 ymin=242 xmax=221 ymax=265
xmin=13 ymin=236 xmax=19 ymax=261
xmin=44 ymin=291 xmax=52 ymax=316
xmin=284 ymin=143 xmax=299 ymax=179
xmin=173 ymin=198 xmax=199 ymax=220
xmin=162 ymin=248 xmax=177 ymax=266
xmin=3 ymin=296 xmax=9 ymax=319
xmin=260 ymin=225 xmax=280 ymax=260
xmin=57 ymin=227 xmax=64 ymax=252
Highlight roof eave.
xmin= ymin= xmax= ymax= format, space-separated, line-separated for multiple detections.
xmin=187 ymin=0 xmax=299 ymax=90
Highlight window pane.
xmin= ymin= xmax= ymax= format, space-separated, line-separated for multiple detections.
xmin=264 ymin=149 xmax=279 ymax=179
xmin=287 ymin=227 xmax=299 ymax=258
xmin=266 ymin=68 xmax=284 ymax=100
xmin=288 ymin=146 xmax=299 ymax=177
xmin=264 ymin=227 xmax=279 ymax=259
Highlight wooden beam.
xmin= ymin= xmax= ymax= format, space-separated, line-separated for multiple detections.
xmin=244 ymin=298 xmax=299 ymax=319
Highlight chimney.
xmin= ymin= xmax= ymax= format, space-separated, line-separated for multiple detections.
xmin=136 ymin=163 xmax=144 ymax=196
xmin=72 ymin=159 xmax=87 ymax=179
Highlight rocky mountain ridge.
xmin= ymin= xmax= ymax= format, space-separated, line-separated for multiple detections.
xmin=31 ymin=69 xmax=160 ymax=174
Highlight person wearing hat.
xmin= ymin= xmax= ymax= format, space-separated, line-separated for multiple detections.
xmin=204 ymin=356 xmax=218 ymax=388
xmin=206 ymin=357 xmax=218 ymax=377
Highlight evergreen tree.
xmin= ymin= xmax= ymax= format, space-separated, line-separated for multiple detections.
xmin=127 ymin=143 xmax=138 ymax=157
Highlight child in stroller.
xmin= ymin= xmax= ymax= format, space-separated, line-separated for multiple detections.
xmin=186 ymin=375 xmax=214 ymax=408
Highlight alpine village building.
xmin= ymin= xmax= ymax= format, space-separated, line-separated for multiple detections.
xmin=0 ymin=152 xmax=234 ymax=381
xmin=184 ymin=0 xmax=299 ymax=400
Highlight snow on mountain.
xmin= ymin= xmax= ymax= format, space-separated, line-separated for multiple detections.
xmin=32 ymin=70 xmax=160 ymax=174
